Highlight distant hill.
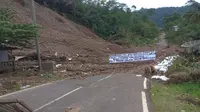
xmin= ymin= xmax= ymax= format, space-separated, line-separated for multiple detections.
xmin=142 ymin=6 xmax=189 ymax=27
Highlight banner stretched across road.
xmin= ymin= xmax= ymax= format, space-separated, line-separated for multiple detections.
xmin=109 ymin=51 xmax=156 ymax=63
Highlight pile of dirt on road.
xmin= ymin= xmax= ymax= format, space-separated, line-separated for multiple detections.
xmin=0 ymin=0 xmax=130 ymax=57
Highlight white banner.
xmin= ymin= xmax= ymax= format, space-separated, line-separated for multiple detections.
xmin=109 ymin=51 xmax=156 ymax=63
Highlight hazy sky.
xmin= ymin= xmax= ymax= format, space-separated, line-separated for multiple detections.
xmin=118 ymin=0 xmax=200 ymax=9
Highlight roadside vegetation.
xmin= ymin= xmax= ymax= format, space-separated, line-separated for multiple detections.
xmin=151 ymin=82 xmax=200 ymax=112
xmin=152 ymin=54 xmax=200 ymax=111
xmin=152 ymin=1 xmax=200 ymax=111
xmin=35 ymin=0 xmax=159 ymax=46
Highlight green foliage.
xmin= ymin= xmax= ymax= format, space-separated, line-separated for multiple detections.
xmin=0 ymin=8 xmax=39 ymax=47
xmin=167 ymin=56 xmax=200 ymax=83
xmin=140 ymin=6 xmax=189 ymax=27
xmin=36 ymin=0 xmax=159 ymax=45
xmin=163 ymin=0 xmax=200 ymax=45
xmin=167 ymin=57 xmax=191 ymax=76
xmin=163 ymin=13 xmax=181 ymax=30
xmin=169 ymin=56 xmax=198 ymax=72
xmin=0 ymin=8 xmax=13 ymax=21
xmin=184 ymin=0 xmax=200 ymax=24
xmin=151 ymin=82 xmax=200 ymax=112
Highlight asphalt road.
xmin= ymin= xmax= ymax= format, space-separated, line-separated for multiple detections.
xmin=0 ymin=73 xmax=150 ymax=112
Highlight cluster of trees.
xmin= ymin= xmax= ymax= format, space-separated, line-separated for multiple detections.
xmin=147 ymin=6 xmax=189 ymax=27
xmin=35 ymin=0 xmax=159 ymax=45
xmin=163 ymin=0 xmax=200 ymax=45
xmin=0 ymin=8 xmax=39 ymax=47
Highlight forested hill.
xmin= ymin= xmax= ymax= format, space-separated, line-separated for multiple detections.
xmin=35 ymin=0 xmax=159 ymax=46
xmin=142 ymin=6 xmax=189 ymax=27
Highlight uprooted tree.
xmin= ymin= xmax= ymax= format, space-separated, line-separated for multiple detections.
xmin=0 ymin=8 xmax=39 ymax=48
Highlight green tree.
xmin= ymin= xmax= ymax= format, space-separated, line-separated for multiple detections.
xmin=0 ymin=8 xmax=39 ymax=47
xmin=164 ymin=0 xmax=200 ymax=44
xmin=184 ymin=0 xmax=200 ymax=23
xmin=163 ymin=13 xmax=181 ymax=30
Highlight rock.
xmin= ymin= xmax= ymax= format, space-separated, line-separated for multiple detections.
xmin=68 ymin=57 xmax=72 ymax=61
xmin=60 ymin=70 xmax=67 ymax=73
xmin=20 ymin=85 xmax=31 ymax=89
xmin=56 ymin=64 xmax=62 ymax=68
xmin=151 ymin=75 xmax=169 ymax=81
xmin=0 ymin=83 xmax=2 ymax=88
xmin=65 ymin=107 xmax=81 ymax=112
xmin=144 ymin=65 xmax=157 ymax=77
xmin=55 ymin=52 xmax=58 ymax=57
xmin=15 ymin=56 xmax=26 ymax=61
xmin=41 ymin=61 xmax=55 ymax=72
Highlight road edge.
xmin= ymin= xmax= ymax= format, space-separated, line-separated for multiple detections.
xmin=0 ymin=79 xmax=66 ymax=99
xmin=145 ymin=78 xmax=155 ymax=112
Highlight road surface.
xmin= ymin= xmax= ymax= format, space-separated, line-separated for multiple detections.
xmin=0 ymin=73 xmax=150 ymax=112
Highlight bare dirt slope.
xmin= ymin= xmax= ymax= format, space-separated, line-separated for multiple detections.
xmin=0 ymin=0 xmax=128 ymax=57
